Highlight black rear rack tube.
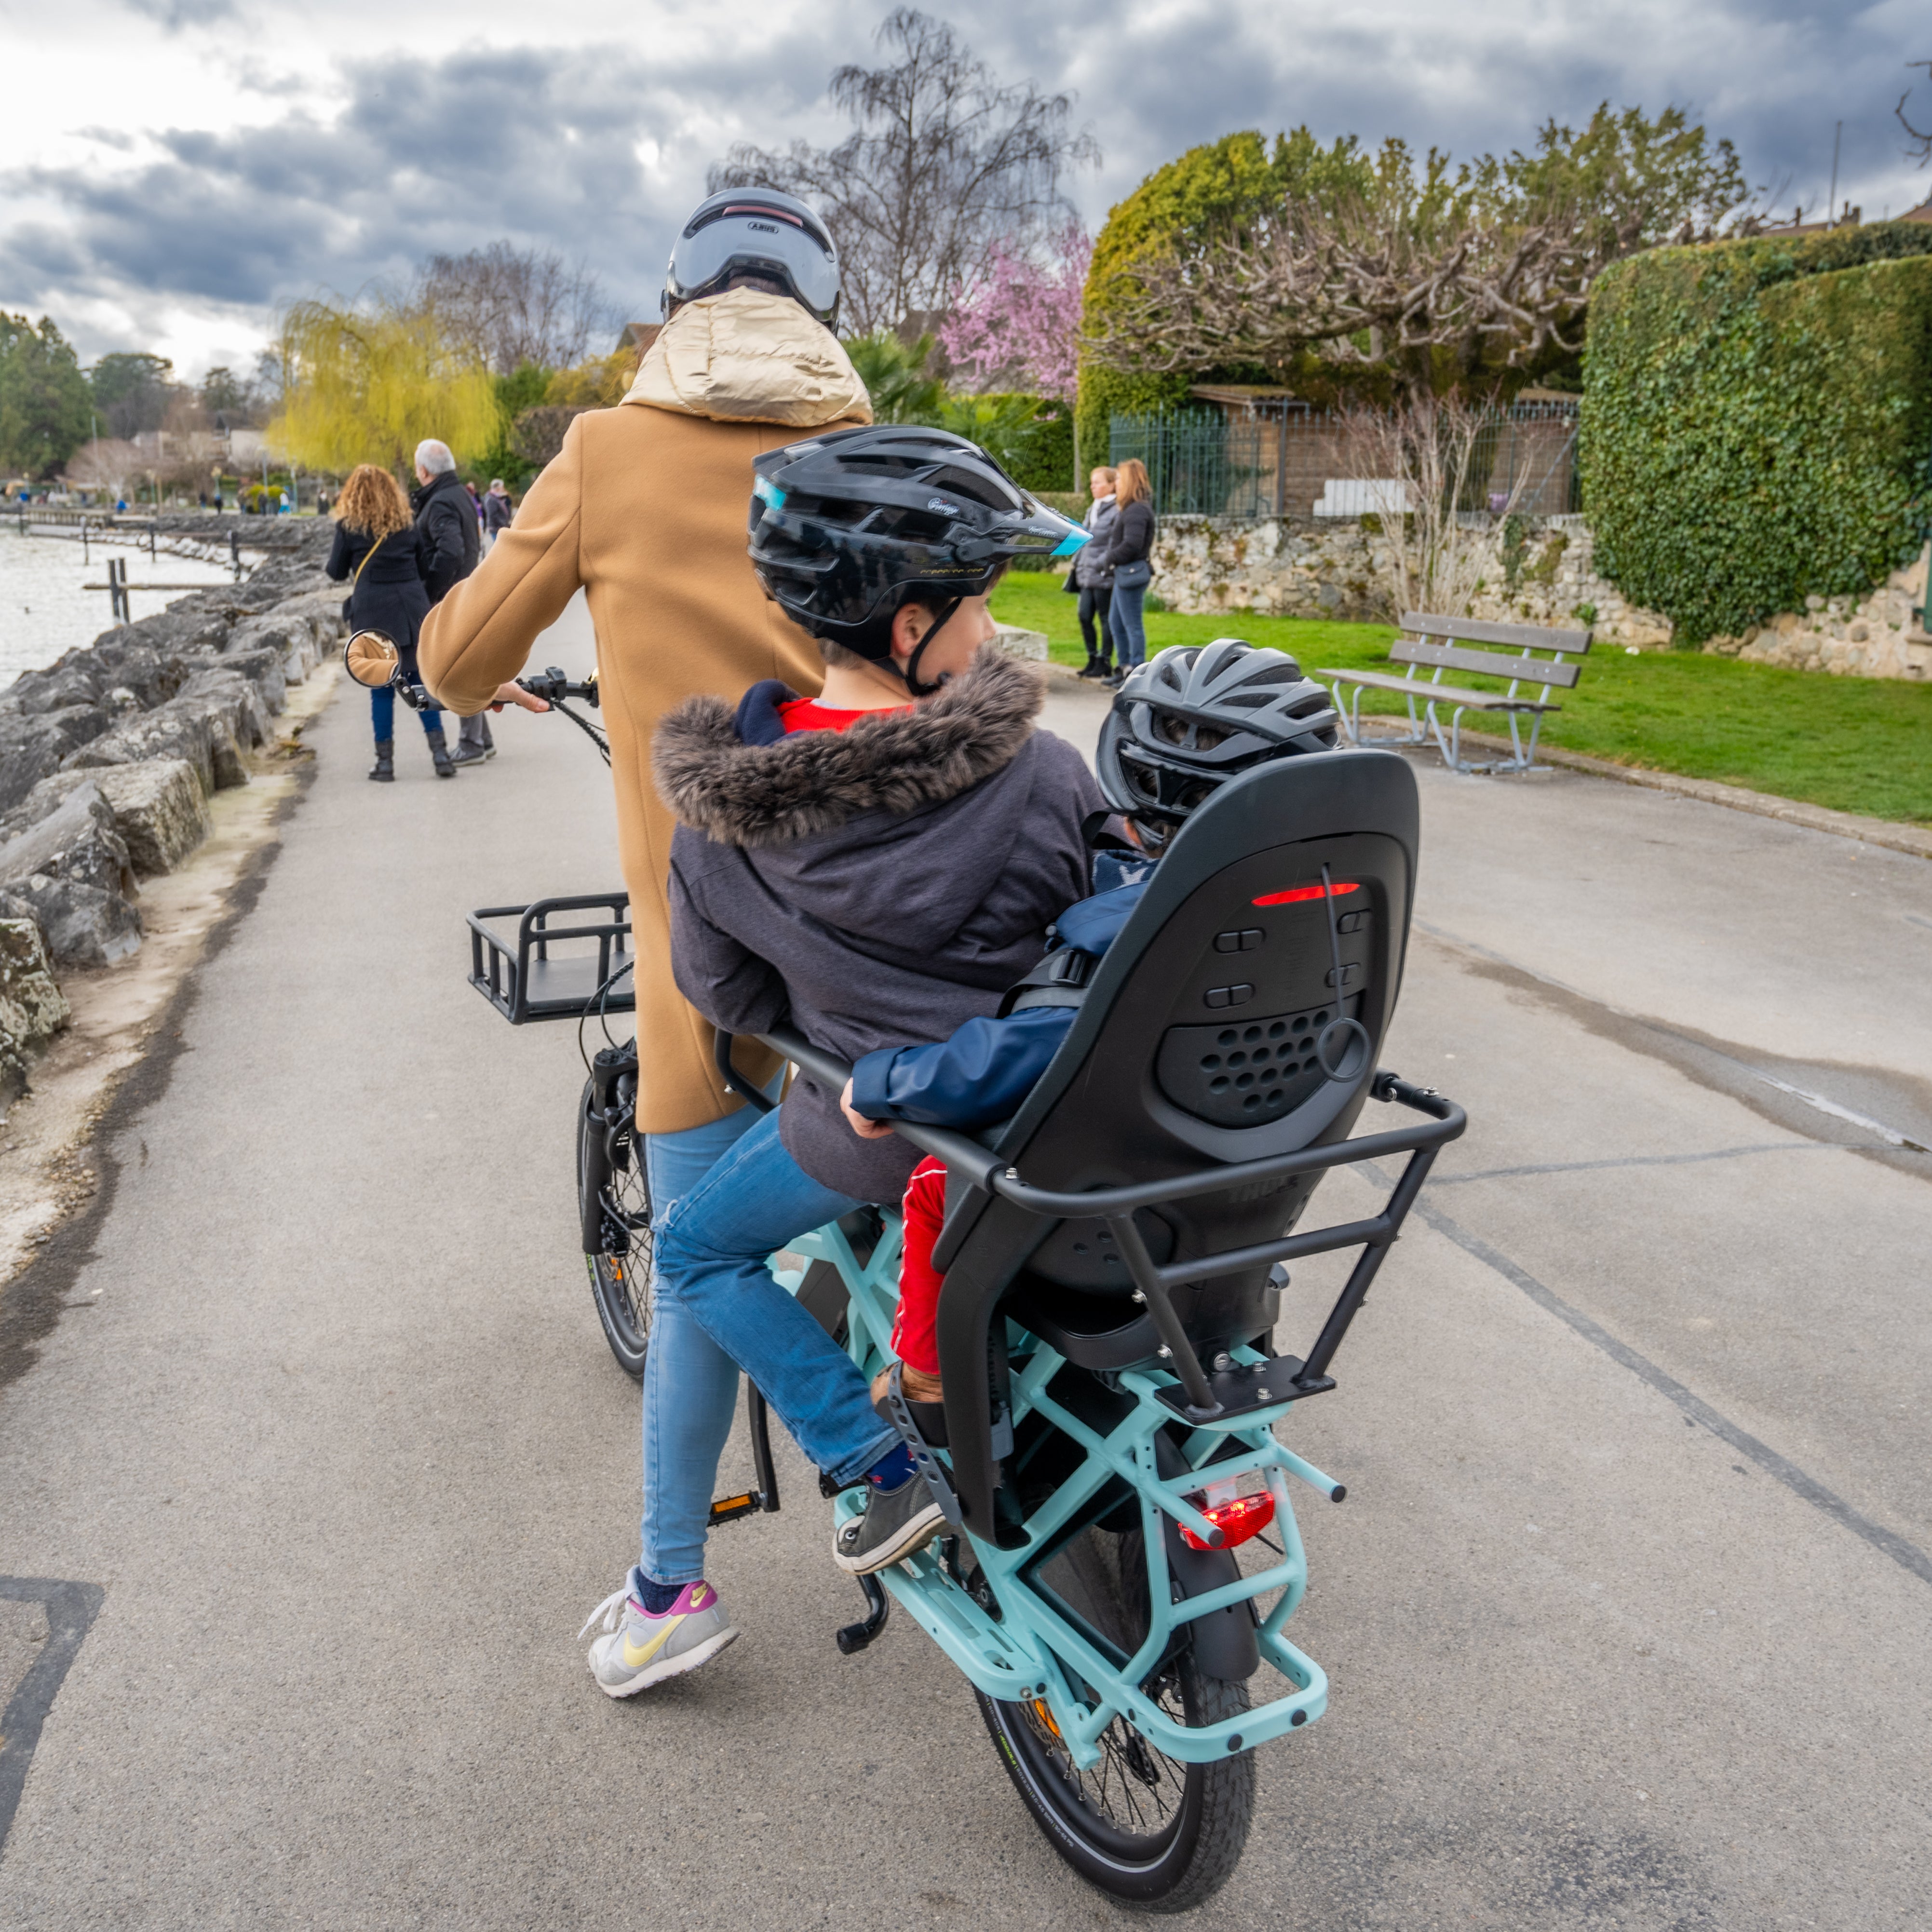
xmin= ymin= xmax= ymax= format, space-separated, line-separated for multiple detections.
xmin=756 ymin=1028 xmax=1464 ymax=1217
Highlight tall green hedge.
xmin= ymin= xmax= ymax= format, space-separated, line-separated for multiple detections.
xmin=1582 ymin=224 xmax=1932 ymax=641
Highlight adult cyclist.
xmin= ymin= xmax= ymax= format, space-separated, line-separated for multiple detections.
xmin=418 ymin=189 xmax=867 ymax=1210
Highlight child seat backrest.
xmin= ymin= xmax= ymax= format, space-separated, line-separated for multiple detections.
xmin=931 ymin=749 xmax=1419 ymax=1538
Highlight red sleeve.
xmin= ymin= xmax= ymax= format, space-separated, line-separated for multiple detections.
xmin=889 ymin=1156 xmax=949 ymax=1376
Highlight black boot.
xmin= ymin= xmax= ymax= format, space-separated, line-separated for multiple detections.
xmin=1075 ymin=652 xmax=1104 ymax=679
xmin=425 ymin=726 xmax=457 ymax=778
xmin=368 ymin=739 xmax=394 ymax=783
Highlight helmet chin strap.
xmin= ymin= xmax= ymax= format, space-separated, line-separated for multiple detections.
xmin=898 ymin=597 xmax=962 ymax=699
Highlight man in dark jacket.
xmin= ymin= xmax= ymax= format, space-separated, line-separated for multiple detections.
xmin=411 ymin=439 xmax=491 ymax=766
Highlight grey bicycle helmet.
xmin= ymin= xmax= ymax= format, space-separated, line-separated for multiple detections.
xmin=748 ymin=424 xmax=1085 ymax=690
xmin=1098 ymin=640 xmax=1340 ymax=850
xmin=665 ymin=188 xmax=841 ymax=326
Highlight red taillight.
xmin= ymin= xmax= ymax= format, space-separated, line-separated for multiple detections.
xmin=1252 ymin=881 xmax=1359 ymax=907
xmin=1179 ymin=1483 xmax=1277 ymax=1551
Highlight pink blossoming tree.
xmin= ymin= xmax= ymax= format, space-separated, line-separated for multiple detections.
xmin=938 ymin=223 xmax=1092 ymax=403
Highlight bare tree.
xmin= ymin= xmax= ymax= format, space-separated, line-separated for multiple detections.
xmin=1088 ymin=196 xmax=1608 ymax=399
xmin=63 ymin=437 xmax=143 ymax=498
xmin=1901 ymin=61 xmax=1932 ymax=168
xmin=1089 ymin=108 xmax=1751 ymax=400
xmin=710 ymin=8 xmax=1099 ymax=336
xmin=1332 ymin=399 xmax=1530 ymax=618
xmin=418 ymin=243 xmax=612 ymax=373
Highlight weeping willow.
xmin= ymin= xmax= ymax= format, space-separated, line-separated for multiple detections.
xmin=271 ymin=296 xmax=500 ymax=477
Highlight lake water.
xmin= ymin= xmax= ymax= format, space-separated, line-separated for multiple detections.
xmin=0 ymin=531 xmax=256 ymax=691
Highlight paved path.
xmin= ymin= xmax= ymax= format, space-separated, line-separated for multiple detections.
xmin=0 ymin=612 xmax=1928 ymax=1929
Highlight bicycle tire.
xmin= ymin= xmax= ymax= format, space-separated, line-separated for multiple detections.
xmin=576 ymin=1073 xmax=652 ymax=1378
xmin=976 ymin=1527 xmax=1256 ymax=1911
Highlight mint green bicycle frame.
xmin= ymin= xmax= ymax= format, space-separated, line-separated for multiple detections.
xmin=774 ymin=1214 xmax=1343 ymax=1769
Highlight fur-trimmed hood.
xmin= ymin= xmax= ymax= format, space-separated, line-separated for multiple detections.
xmin=660 ymin=642 xmax=1105 ymax=1203
xmin=654 ymin=644 xmax=1044 ymax=850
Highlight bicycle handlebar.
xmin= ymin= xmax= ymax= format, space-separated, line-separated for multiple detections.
xmin=515 ymin=666 xmax=600 ymax=707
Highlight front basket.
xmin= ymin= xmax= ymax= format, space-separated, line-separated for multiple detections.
xmin=467 ymin=892 xmax=635 ymax=1024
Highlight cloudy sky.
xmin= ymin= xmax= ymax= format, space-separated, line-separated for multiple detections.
xmin=3 ymin=0 xmax=1926 ymax=379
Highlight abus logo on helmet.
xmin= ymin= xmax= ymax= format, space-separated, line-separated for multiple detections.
xmin=927 ymin=498 xmax=960 ymax=516
xmin=747 ymin=221 xmax=779 ymax=233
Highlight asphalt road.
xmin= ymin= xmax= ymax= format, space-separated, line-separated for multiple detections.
xmin=1 ymin=608 xmax=1927 ymax=1929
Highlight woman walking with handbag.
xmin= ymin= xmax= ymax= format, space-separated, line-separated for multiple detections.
xmin=325 ymin=464 xmax=456 ymax=781
xmin=1103 ymin=457 xmax=1156 ymax=689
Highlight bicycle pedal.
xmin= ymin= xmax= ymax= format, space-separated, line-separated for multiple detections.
xmin=707 ymin=1490 xmax=767 ymax=1527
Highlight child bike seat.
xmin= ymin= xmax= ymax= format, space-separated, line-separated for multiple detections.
xmin=927 ymin=748 xmax=1420 ymax=1539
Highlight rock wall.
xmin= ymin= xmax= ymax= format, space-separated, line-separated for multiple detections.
xmin=1145 ymin=512 xmax=1932 ymax=676
xmin=1704 ymin=550 xmax=1931 ymax=680
xmin=0 ymin=521 xmax=344 ymax=1086
xmin=1145 ymin=513 xmax=1671 ymax=645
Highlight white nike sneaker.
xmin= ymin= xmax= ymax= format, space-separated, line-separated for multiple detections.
xmin=578 ymin=1574 xmax=738 ymax=1698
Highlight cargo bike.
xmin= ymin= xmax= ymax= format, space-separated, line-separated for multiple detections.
xmin=346 ymin=631 xmax=1465 ymax=1911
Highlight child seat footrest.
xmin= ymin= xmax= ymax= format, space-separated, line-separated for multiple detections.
xmin=880 ymin=1361 xmax=964 ymax=1530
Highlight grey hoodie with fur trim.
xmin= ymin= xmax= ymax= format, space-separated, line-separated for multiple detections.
xmin=655 ymin=646 xmax=1104 ymax=1202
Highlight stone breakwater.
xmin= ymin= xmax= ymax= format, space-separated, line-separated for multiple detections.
xmin=0 ymin=517 xmax=344 ymax=1089
xmin=1146 ymin=513 xmax=1932 ymax=678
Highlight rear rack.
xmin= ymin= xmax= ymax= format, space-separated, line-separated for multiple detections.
xmin=467 ymin=892 xmax=635 ymax=1024
xmin=753 ymin=1024 xmax=1464 ymax=1428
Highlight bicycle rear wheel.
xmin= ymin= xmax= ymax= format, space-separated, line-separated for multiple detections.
xmin=977 ymin=1527 xmax=1255 ymax=1911
xmin=576 ymin=1072 xmax=652 ymax=1378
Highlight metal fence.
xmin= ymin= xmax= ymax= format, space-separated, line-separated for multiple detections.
xmin=1109 ymin=401 xmax=1581 ymax=520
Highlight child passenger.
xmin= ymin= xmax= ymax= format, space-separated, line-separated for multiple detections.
xmin=579 ymin=426 xmax=1105 ymax=1698
xmin=839 ymin=638 xmax=1342 ymax=1417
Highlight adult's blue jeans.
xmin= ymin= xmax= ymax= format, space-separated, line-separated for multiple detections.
xmin=1108 ymin=577 xmax=1149 ymax=670
xmin=640 ymin=1108 xmax=899 ymax=1584
xmin=369 ymin=686 xmax=442 ymax=737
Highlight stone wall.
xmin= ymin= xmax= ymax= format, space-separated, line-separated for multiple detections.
xmin=1146 ymin=513 xmax=1673 ymax=646
xmin=1705 ymin=550 xmax=1931 ymax=680
xmin=1144 ymin=512 xmax=1932 ymax=676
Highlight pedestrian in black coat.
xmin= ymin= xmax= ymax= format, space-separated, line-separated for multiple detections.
xmin=1073 ymin=465 xmax=1119 ymax=679
xmin=412 ymin=439 xmax=493 ymax=767
xmin=325 ymin=463 xmax=456 ymax=782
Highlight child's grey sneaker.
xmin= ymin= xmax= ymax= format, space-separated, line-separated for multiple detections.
xmin=835 ymin=1473 xmax=946 ymax=1574
xmin=578 ymin=1577 xmax=737 ymax=1697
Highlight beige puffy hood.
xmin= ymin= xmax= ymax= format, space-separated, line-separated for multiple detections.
xmin=623 ymin=287 xmax=873 ymax=429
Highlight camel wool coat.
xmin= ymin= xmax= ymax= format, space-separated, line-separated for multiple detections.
xmin=416 ymin=287 xmax=872 ymax=1135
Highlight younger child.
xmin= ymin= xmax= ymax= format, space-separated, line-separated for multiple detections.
xmin=841 ymin=638 xmax=1340 ymax=1415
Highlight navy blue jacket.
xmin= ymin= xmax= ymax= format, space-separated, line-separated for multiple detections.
xmin=848 ymin=874 xmax=1148 ymax=1130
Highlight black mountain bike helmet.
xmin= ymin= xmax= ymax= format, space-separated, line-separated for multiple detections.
xmin=664 ymin=187 xmax=842 ymax=326
xmin=748 ymin=424 xmax=1087 ymax=692
xmin=1098 ymin=640 xmax=1341 ymax=851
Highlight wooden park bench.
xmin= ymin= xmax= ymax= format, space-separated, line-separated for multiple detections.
xmin=1318 ymin=612 xmax=1593 ymax=775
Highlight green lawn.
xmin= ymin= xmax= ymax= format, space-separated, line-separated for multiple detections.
xmin=991 ymin=575 xmax=1932 ymax=826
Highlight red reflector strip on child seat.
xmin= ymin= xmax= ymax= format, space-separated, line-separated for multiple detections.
xmin=1178 ymin=1487 xmax=1277 ymax=1552
xmin=1253 ymin=881 xmax=1359 ymax=907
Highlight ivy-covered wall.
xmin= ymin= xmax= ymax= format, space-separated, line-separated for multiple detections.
xmin=1582 ymin=225 xmax=1932 ymax=642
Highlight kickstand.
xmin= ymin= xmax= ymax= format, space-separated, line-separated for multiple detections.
xmin=836 ymin=1573 xmax=890 ymax=1655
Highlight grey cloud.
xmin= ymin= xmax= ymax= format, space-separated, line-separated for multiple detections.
xmin=8 ymin=1 xmax=1929 ymax=360
xmin=121 ymin=0 xmax=239 ymax=25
